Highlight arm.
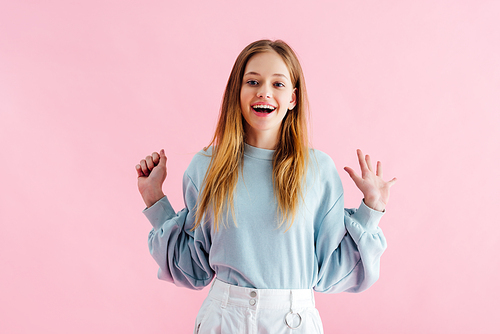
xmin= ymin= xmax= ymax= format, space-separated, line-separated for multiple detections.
xmin=136 ymin=150 xmax=214 ymax=290
xmin=314 ymin=196 xmax=387 ymax=293
xmin=314 ymin=150 xmax=396 ymax=293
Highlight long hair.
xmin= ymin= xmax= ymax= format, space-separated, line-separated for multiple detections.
xmin=193 ymin=39 xmax=310 ymax=231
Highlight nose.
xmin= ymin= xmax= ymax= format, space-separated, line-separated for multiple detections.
xmin=257 ymin=85 xmax=272 ymax=98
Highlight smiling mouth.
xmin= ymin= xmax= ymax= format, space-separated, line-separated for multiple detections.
xmin=252 ymin=105 xmax=276 ymax=113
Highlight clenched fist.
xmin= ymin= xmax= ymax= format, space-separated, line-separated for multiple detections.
xmin=136 ymin=149 xmax=167 ymax=208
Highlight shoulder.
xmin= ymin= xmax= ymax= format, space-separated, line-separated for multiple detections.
xmin=189 ymin=146 xmax=213 ymax=166
xmin=307 ymin=148 xmax=343 ymax=195
xmin=184 ymin=146 xmax=213 ymax=185
xmin=309 ymin=148 xmax=338 ymax=173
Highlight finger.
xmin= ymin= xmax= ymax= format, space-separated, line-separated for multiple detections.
xmin=344 ymin=166 xmax=361 ymax=183
xmin=387 ymin=177 xmax=397 ymax=187
xmin=357 ymin=149 xmax=368 ymax=172
xmin=151 ymin=152 xmax=160 ymax=165
xmin=140 ymin=159 xmax=150 ymax=176
xmin=376 ymin=161 xmax=383 ymax=178
xmin=135 ymin=164 xmax=145 ymax=177
xmin=159 ymin=149 xmax=167 ymax=167
xmin=145 ymin=155 xmax=155 ymax=170
xmin=365 ymin=154 xmax=373 ymax=172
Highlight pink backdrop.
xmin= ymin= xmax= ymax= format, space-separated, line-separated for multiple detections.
xmin=1 ymin=1 xmax=499 ymax=333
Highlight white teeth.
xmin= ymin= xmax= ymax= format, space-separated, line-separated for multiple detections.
xmin=252 ymin=104 xmax=275 ymax=110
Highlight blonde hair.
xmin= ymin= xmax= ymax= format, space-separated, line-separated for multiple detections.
xmin=193 ymin=40 xmax=310 ymax=231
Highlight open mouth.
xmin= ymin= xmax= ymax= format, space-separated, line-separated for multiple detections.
xmin=252 ymin=104 xmax=276 ymax=114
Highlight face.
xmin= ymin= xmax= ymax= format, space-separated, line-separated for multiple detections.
xmin=240 ymin=51 xmax=296 ymax=148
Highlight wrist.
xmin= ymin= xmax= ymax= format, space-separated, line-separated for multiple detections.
xmin=363 ymin=198 xmax=385 ymax=212
xmin=143 ymin=190 xmax=165 ymax=208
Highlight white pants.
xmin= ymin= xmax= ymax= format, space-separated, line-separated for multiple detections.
xmin=194 ymin=279 xmax=324 ymax=334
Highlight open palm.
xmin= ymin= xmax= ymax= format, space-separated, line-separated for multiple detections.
xmin=344 ymin=149 xmax=397 ymax=212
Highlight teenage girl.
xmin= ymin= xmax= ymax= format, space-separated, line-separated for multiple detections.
xmin=136 ymin=40 xmax=396 ymax=334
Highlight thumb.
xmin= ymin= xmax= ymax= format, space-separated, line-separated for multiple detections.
xmin=159 ymin=149 xmax=167 ymax=167
xmin=344 ymin=166 xmax=363 ymax=188
xmin=344 ymin=166 xmax=359 ymax=181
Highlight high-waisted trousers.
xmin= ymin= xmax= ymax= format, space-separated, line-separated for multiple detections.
xmin=194 ymin=279 xmax=324 ymax=334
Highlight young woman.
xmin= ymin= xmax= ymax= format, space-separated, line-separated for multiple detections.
xmin=136 ymin=40 xmax=396 ymax=333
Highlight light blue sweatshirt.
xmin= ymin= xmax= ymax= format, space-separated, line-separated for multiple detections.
xmin=145 ymin=143 xmax=387 ymax=293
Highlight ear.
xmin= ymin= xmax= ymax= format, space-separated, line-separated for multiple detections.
xmin=288 ymin=88 xmax=297 ymax=110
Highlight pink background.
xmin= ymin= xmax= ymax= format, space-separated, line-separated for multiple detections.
xmin=1 ymin=1 xmax=499 ymax=333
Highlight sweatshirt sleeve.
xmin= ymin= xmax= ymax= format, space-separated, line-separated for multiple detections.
xmin=314 ymin=195 xmax=387 ymax=294
xmin=144 ymin=171 xmax=214 ymax=290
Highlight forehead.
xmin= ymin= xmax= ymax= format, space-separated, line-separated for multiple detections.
xmin=244 ymin=51 xmax=291 ymax=80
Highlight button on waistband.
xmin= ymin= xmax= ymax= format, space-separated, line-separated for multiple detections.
xmin=249 ymin=299 xmax=256 ymax=306
xmin=250 ymin=291 xmax=257 ymax=298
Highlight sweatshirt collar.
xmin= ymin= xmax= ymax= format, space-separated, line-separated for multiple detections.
xmin=243 ymin=143 xmax=274 ymax=161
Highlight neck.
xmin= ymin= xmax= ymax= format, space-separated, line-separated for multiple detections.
xmin=244 ymin=128 xmax=279 ymax=150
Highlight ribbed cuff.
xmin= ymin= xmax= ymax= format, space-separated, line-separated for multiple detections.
xmin=143 ymin=196 xmax=176 ymax=230
xmin=350 ymin=199 xmax=385 ymax=232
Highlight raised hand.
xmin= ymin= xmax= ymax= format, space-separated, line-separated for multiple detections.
xmin=136 ymin=149 xmax=167 ymax=208
xmin=344 ymin=149 xmax=397 ymax=212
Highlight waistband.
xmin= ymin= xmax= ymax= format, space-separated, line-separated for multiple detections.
xmin=208 ymin=279 xmax=315 ymax=311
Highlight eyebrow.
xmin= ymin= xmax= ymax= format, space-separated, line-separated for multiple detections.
xmin=243 ymin=71 xmax=289 ymax=79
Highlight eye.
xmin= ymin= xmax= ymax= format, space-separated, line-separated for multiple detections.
xmin=246 ymin=80 xmax=258 ymax=86
xmin=274 ymin=82 xmax=285 ymax=88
